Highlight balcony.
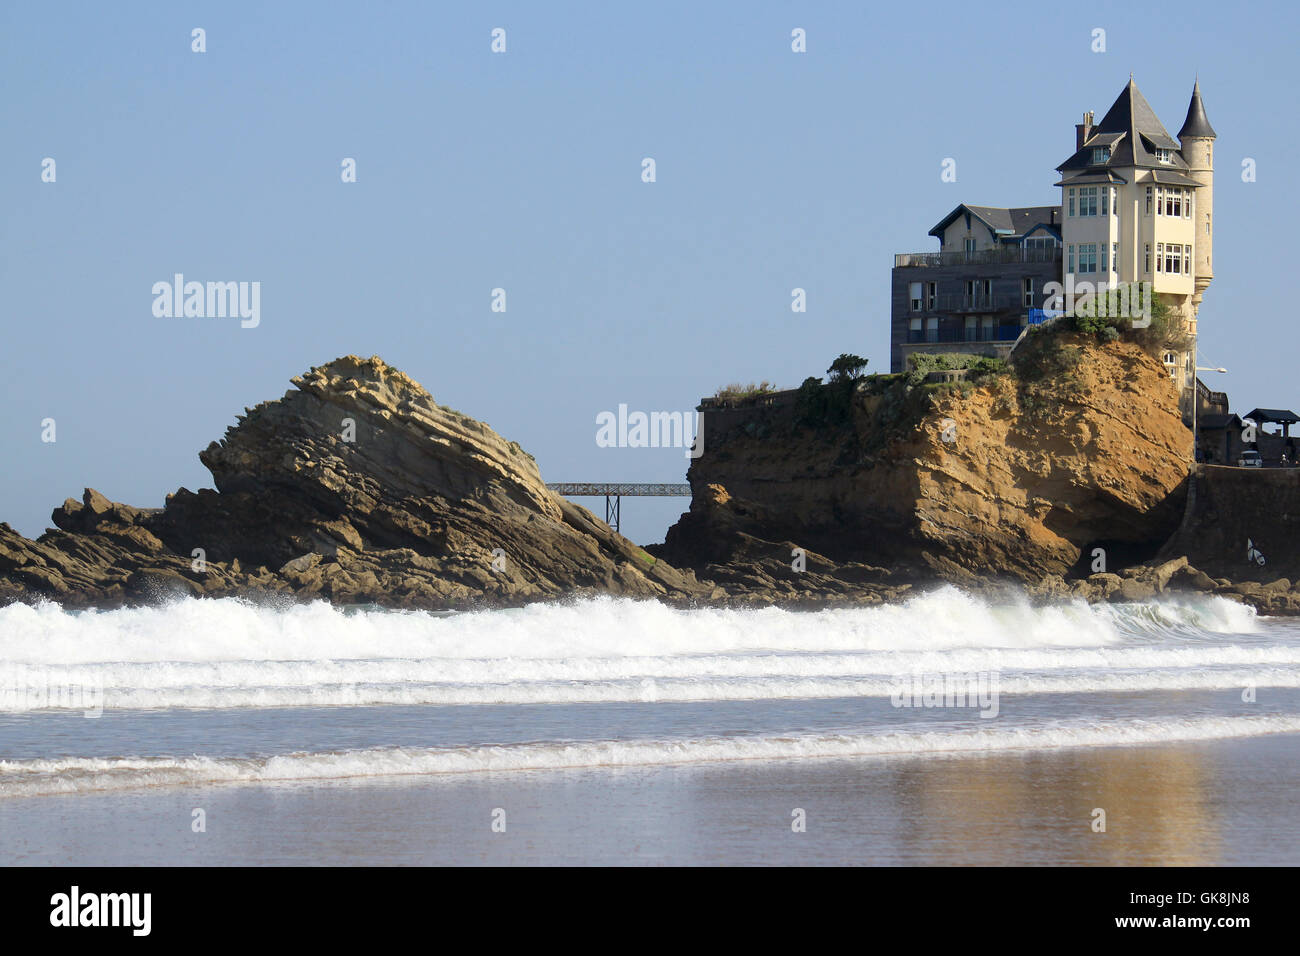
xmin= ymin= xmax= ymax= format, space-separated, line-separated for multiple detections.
xmin=907 ymin=325 xmax=1025 ymax=344
xmin=894 ymin=247 xmax=1062 ymax=268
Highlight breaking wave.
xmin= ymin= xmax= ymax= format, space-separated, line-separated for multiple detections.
xmin=0 ymin=588 xmax=1282 ymax=711
xmin=3 ymin=714 xmax=1298 ymax=798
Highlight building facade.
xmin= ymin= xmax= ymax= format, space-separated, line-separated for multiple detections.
xmin=890 ymin=78 xmax=1216 ymax=400
xmin=890 ymin=205 xmax=1061 ymax=374
xmin=1056 ymin=78 xmax=1215 ymax=408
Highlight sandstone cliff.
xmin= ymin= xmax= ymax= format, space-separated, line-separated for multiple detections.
xmin=0 ymin=356 xmax=706 ymax=608
xmin=657 ymin=333 xmax=1192 ymax=587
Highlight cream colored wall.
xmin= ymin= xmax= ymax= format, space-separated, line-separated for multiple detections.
xmin=1060 ymin=184 xmax=1122 ymax=283
xmin=938 ymin=216 xmax=1000 ymax=252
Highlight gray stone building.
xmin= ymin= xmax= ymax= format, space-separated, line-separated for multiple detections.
xmin=890 ymin=204 xmax=1062 ymax=373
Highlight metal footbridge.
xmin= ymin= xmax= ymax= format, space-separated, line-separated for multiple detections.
xmin=546 ymin=483 xmax=691 ymax=533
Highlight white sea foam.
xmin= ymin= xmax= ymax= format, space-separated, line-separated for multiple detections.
xmin=2 ymin=714 xmax=1297 ymax=798
xmin=0 ymin=591 xmax=1284 ymax=710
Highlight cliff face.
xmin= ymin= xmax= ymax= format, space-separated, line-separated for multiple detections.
xmin=0 ymin=356 xmax=706 ymax=608
xmin=659 ymin=335 xmax=1191 ymax=585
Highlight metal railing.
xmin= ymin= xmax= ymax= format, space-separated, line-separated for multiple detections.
xmin=909 ymin=293 xmax=1025 ymax=313
xmin=907 ymin=326 xmax=1024 ymax=344
xmin=547 ymin=483 xmax=691 ymax=497
xmin=894 ymin=247 xmax=1062 ymax=268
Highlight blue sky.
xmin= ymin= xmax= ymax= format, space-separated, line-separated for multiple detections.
xmin=2 ymin=1 xmax=1296 ymax=544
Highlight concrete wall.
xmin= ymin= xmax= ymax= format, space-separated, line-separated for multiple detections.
xmin=1159 ymin=464 xmax=1300 ymax=581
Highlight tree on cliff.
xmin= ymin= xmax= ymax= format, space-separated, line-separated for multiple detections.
xmin=827 ymin=353 xmax=869 ymax=383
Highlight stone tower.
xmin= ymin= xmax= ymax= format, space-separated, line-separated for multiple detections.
xmin=1177 ymin=80 xmax=1216 ymax=337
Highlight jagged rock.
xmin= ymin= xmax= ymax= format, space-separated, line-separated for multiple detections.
xmin=660 ymin=336 xmax=1189 ymax=586
xmin=0 ymin=356 xmax=708 ymax=610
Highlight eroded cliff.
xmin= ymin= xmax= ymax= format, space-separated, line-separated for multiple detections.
xmin=658 ymin=333 xmax=1192 ymax=587
xmin=0 ymin=356 xmax=706 ymax=608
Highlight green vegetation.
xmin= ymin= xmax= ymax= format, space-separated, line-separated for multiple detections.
xmin=904 ymin=353 xmax=1009 ymax=386
xmin=794 ymin=355 xmax=868 ymax=429
xmin=1063 ymin=284 xmax=1190 ymax=355
xmin=712 ymin=381 xmax=779 ymax=403
xmin=827 ymin=353 xmax=869 ymax=383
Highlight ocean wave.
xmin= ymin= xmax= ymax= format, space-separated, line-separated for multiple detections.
xmin=0 ymin=588 xmax=1261 ymax=667
xmin=2 ymin=714 xmax=1297 ymax=798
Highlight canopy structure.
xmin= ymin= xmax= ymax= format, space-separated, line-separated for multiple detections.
xmin=1243 ymin=409 xmax=1300 ymax=425
xmin=1243 ymin=409 xmax=1300 ymax=449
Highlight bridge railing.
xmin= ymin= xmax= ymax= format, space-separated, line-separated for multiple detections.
xmin=546 ymin=483 xmax=691 ymax=496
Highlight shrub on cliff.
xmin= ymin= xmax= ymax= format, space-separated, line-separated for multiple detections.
xmin=712 ymin=381 xmax=778 ymax=403
xmin=1066 ymin=286 xmax=1189 ymax=355
xmin=905 ymin=353 xmax=1009 ymax=386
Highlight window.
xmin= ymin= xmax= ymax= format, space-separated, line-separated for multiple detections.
xmin=1144 ymin=243 xmax=1151 ymax=273
xmin=1112 ymin=242 xmax=1118 ymax=273
xmin=964 ymin=238 xmax=976 ymax=255
xmin=1078 ymin=243 xmax=1097 ymax=274
xmin=1163 ymin=352 xmax=1177 ymax=380
xmin=1170 ymin=190 xmax=1181 ymax=218
xmin=1155 ymin=187 xmax=1163 ymax=216
xmin=926 ymin=317 xmax=938 ymax=343
xmin=909 ymin=282 xmax=923 ymax=311
xmin=964 ymin=316 xmax=977 ymax=341
xmin=1100 ymin=242 xmax=1108 ymax=273
xmin=1092 ymin=146 xmax=1111 ymax=164
xmin=1156 ymin=242 xmax=1163 ymax=273
xmin=1156 ymin=148 xmax=1174 ymax=164
xmin=982 ymin=279 xmax=992 ymax=299
xmin=1079 ymin=186 xmax=1098 ymax=216
xmin=909 ymin=317 xmax=922 ymax=339
xmin=1101 ymin=187 xmax=1109 ymax=216
xmin=1068 ymin=244 xmax=1074 ymax=273
xmin=1183 ymin=245 xmax=1191 ymax=275
xmin=1145 ymin=186 xmax=1153 ymax=215
xmin=1184 ymin=190 xmax=1192 ymax=219
xmin=1068 ymin=188 xmax=1075 ymax=217
xmin=926 ymin=282 xmax=937 ymax=310
xmin=1206 ymin=213 xmax=1211 ymax=236
xmin=1023 ymin=277 xmax=1034 ymax=307
xmin=1165 ymin=244 xmax=1179 ymax=274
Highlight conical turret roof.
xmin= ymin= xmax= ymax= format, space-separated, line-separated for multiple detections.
xmin=1177 ymin=80 xmax=1216 ymax=139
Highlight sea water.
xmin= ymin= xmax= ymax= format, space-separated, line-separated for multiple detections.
xmin=0 ymin=587 xmax=1297 ymax=865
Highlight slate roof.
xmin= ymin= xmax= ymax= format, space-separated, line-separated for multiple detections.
xmin=1140 ymin=169 xmax=1204 ymax=187
xmin=1055 ymin=170 xmax=1130 ymax=187
xmin=1177 ymin=81 xmax=1217 ymax=139
xmin=928 ymin=204 xmax=1061 ymax=241
xmin=1057 ymin=79 xmax=1189 ymax=173
xmin=1244 ymin=409 xmax=1300 ymax=424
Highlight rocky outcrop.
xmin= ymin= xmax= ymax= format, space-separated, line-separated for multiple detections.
xmin=658 ymin=334 xmax=1192 ymax=589
xmin=0 ymin=356 xmax=709 ymax=609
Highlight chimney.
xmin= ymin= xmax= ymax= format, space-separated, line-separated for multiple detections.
xmin=1075 ymin=110 xmax=1095 ymax=151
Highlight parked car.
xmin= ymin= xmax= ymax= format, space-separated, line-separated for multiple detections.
xmin=1239 ymin=450 xmax=1263 ymax=468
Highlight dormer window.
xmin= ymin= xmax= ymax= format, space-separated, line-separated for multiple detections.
xmin=1091 ymin=146 xmax=1110 ymax=164
xmin=1156 ymin=148 xmax=1174 ymax=164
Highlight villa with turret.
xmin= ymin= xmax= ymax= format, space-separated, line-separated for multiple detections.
xmin=891 ymin=78 xmax=1216 ymax=416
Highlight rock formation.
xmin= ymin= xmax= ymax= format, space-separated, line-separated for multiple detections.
xmin=0 ymin=356 xmax=708 ymax=608
xmin=657 ymin=333 xmax=1192 ymax=588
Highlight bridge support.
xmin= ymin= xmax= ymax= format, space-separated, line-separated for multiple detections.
xmin=545 ymin=483 xmax=691 ymax=536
